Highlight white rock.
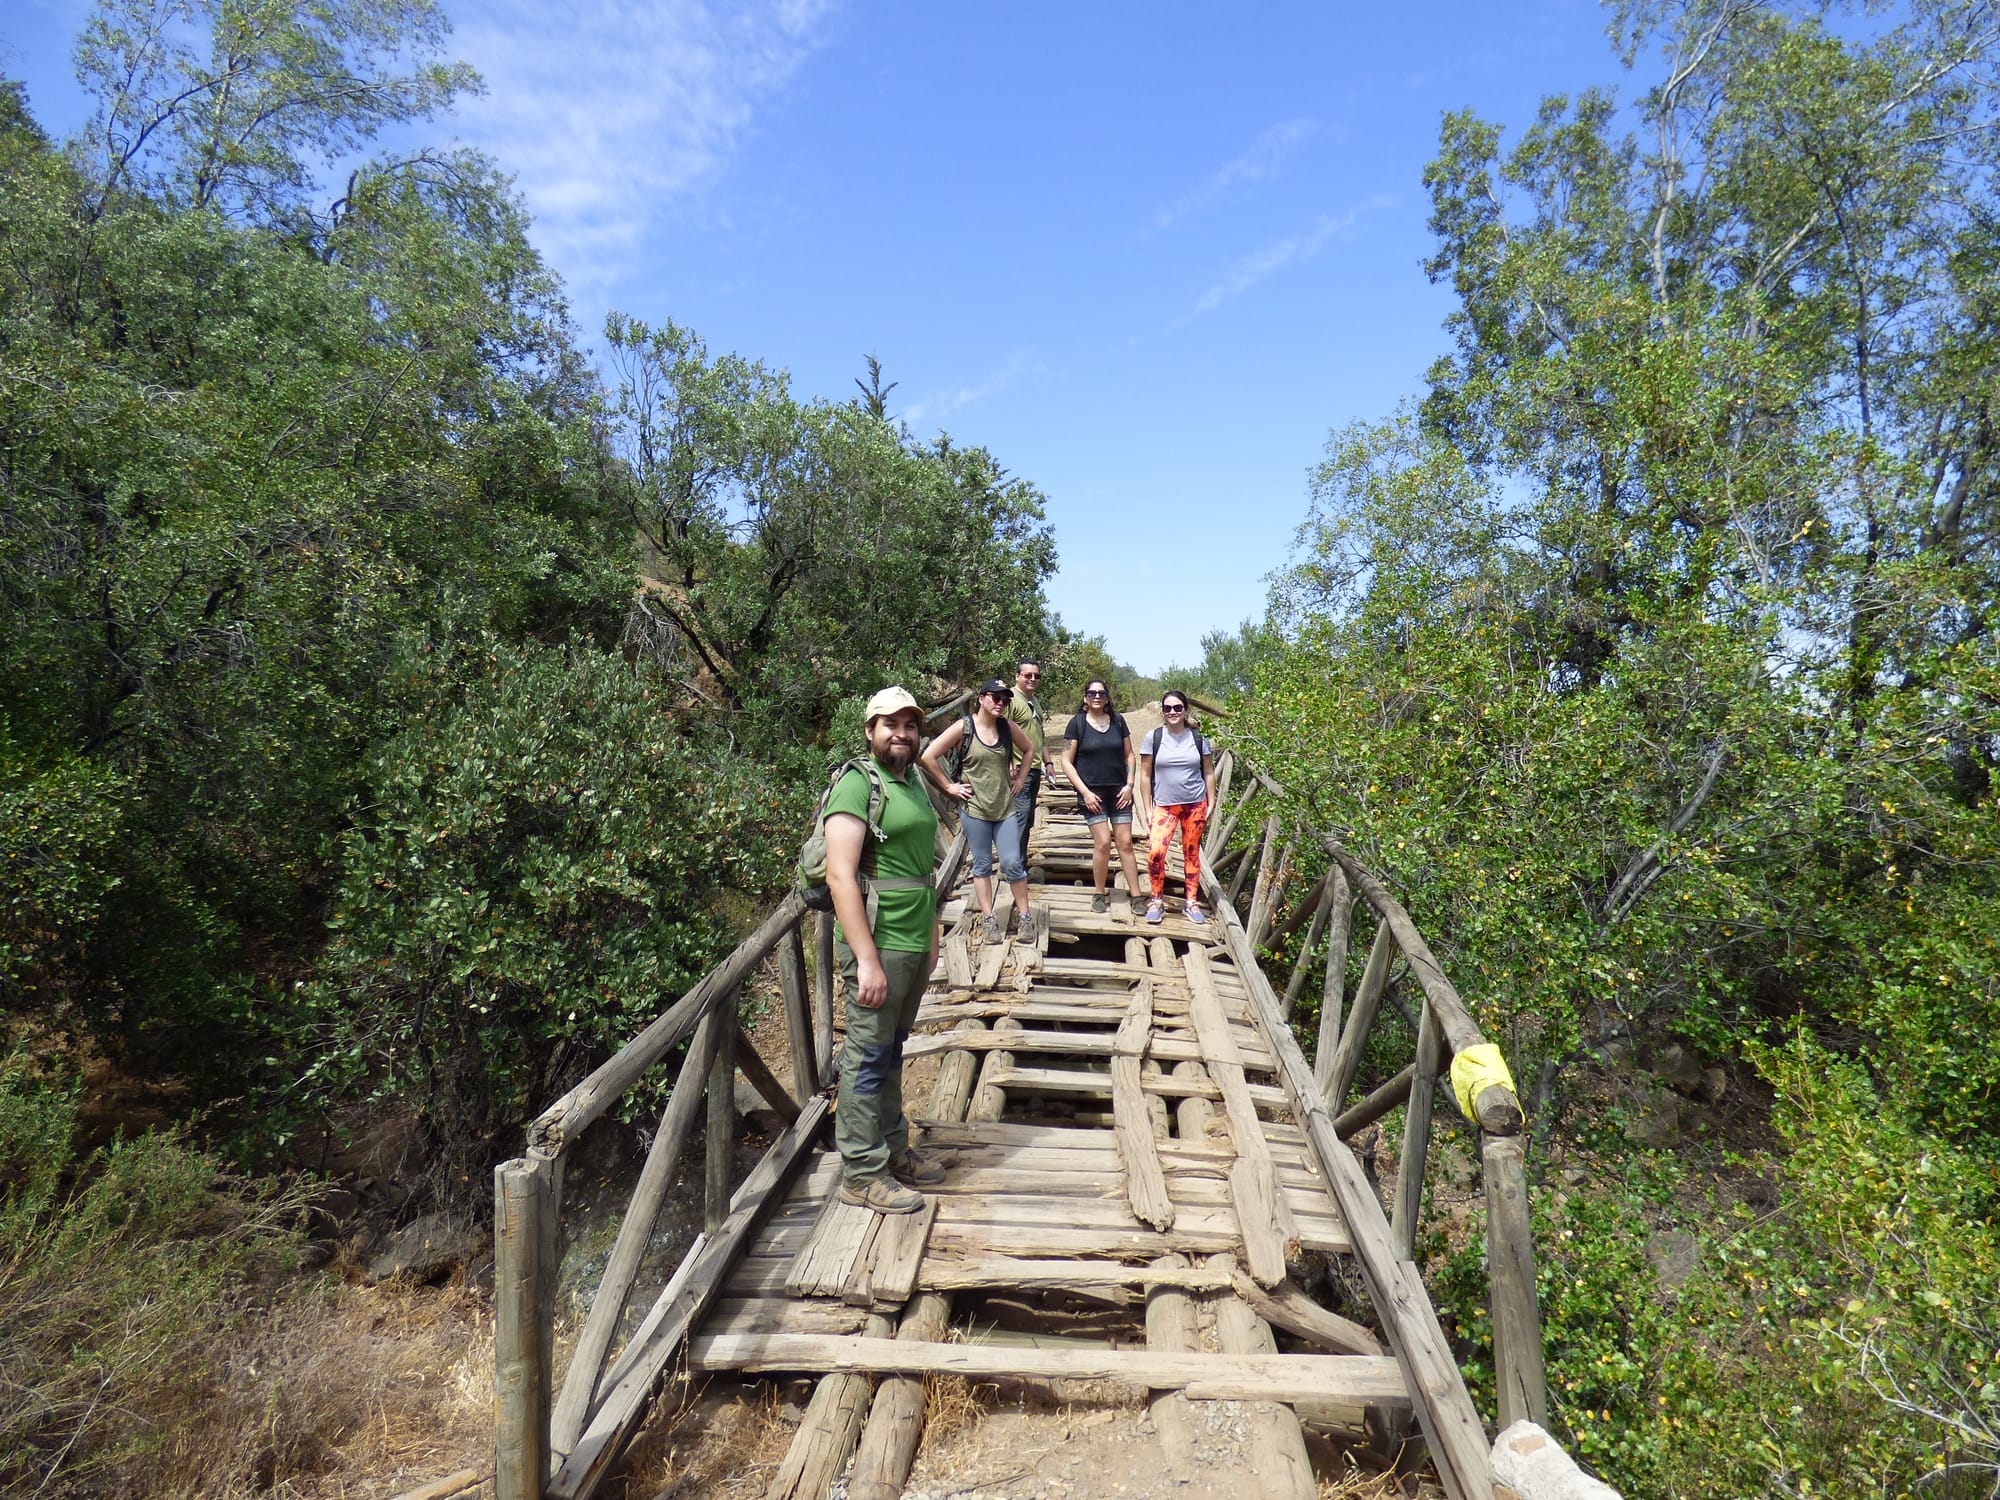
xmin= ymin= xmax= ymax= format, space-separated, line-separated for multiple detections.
xmin=1491 ymin=1421 xmax=1623 ymax=1500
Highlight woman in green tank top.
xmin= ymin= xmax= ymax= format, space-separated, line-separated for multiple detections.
xmin=921 ymin=680 xmax=1037 ymax=943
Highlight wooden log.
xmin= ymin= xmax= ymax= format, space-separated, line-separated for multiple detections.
xmin=1209 ymin=781 xmax=1258 ymax=863
xmin=1145 ymin=1252 xmax=1200 ymax=1468
xmin=1208 ymin=1253 xmax=1317 ymax=1500
xmin=1227 ymin=836 xmax=1257 ymax=907
xmin=1197 ymin=862 xmax=1493 ymax=1500
xmin=1333 ymin=1064 xmax=1416 ymax=1140
xmin=1280 ymin=875 xmax=1335 ymax=1021
xmin=550 ymin=1005 xmax=726 ymax=1455
xmin=813 ymin=913 xmax=836 ymax=1089
xmin=1322 ymin=918 xmax=1396 ymax=1113
xmin=495 ymin=1156 xmax=552 ymax=1500
xmin=690 ymin=1334 xmax=1411 ymax=1406
xmin=1326 ymin=840 xmax=1524 ymax=1134
xmin=1201 ymin=751 xmax=1237 ymax=860
xmin=1266 ymin=868 xmax=1331 ymax=952
xmin=1183 ymin=944 xmax=1296 ymax=1286
xmin=706 ymin=997 xmax=737 ymax=1235
xmin=1113 ymin=978 xmax=1174 ymax=1230
xmin=1174 ymin=1059 xmax=1214 ymax=1143
xmin=1392 ymin=1001 xmax=1442 ymax=1263
xmin=549 ymin=1097 xmax=831 ymax=1500
xmin=389 ymin=1470 xmax=484 ymax=1500
xmin=763 ymin=1311 xmax=895 ymax=1500
xmin=1247 ymin=829 xmax=1292 ymax=952
xmin=1482 ymin=1131 xmax=1548 ymax=1429
xmin=1226 ymin=1265 xmax=1382 ymax=1356
xmin=530 ymin=893 xmax=806 ymax=1154
xmin=735 ymin=1026 xmax=803 ymax=1125
xmin=780 ymin=921 xmax=815 ymax=1101
xmin=1311 ymin=867 xmax=1354 ymax=1089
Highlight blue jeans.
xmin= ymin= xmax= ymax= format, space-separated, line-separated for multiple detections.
xmin=963 ymin=811 xmax=1026 ymax=883
xmin=1011 ymin=767 xmax=1042 ymax=847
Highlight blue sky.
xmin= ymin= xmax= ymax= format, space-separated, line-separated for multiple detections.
xmin=3 ymin=0 xmax=1630 ymax=674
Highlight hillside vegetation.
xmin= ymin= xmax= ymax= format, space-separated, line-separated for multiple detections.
xmin=1196 ymin=3 xmax=2000 ymax=1494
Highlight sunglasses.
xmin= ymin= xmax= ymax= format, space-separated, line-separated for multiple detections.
xmin=1163 ymin=703 xmax=1186 ymax=713
xmin=1085 ymin=689 xmax=1107 ymax=699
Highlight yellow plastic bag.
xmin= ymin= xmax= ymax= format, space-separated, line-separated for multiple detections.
xmin=1450 ymin=1043 xmax=1517 ymax=1122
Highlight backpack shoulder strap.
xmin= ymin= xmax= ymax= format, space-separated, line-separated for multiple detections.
xmin=1143 ymin=726 xmax=1161 ymax=757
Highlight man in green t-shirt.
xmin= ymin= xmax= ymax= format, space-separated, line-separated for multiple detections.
xmin=824 ymin=686 xmax=944 ymax=1213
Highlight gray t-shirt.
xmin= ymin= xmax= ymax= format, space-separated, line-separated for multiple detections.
xmin=1144 ymin=726 xmax=1212 ymax=806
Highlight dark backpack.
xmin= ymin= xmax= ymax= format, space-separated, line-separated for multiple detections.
xmin=795 ymin=758 xmax=935 ymax=919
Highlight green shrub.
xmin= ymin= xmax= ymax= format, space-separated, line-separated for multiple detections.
xmin=0 ymin=1051 xmax=299 ymax=1494
xmin=308 ymin=641 xmax=806 ymax=1171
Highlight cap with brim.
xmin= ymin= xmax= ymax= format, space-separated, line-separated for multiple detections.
xmin=978 ymin=678 xmax=1012 ymax=700
xmin=864 ymin=686 xmax=922 ymax=723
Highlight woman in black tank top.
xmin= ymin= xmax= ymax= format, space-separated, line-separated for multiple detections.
xmin=1059 ymin=679 xmax=1142 ymax=915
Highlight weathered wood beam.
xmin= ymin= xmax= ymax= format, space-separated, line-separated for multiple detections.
xmin=494 ymin=1154 xmax=553 ymax=1500
xmin=1483 ymin=1132 xmax=1548 ymax=1430
xmin=1323 ymin=918 xmax=1397 ymax=1113
xmin=1325 ymin=839 xmax=1523 ymax=1134
xmin=1332 ymin=1063 xmax=1416 ymax=1139
xmin=779 ymin=921 xmax=814 ymax=1102
xmin=1392 ymin=1001 xmax=1442 ymax=1263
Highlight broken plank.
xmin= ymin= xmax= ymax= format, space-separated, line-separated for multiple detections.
xmin=689 ymin=1334 xmax=1411 ymax=1407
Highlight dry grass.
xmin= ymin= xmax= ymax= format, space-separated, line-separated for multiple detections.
xmin=616 ymin=1372 xmax=802 ymax=1500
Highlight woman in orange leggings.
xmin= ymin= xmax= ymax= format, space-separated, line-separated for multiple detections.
xmin=1136 ymin=691 xmax=1215 ymax=925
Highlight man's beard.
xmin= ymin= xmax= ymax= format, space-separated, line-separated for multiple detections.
xmin=876 ymin=740 xmax=915 ymax=771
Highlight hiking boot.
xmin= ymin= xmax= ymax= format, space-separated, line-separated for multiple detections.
xmin=1145 ymin=899 xmax=1165 ymax=925
xmin=980 ymin=911 xmax=1003 ymax=943
xmin=888 ymin=1148 xmax=948 ymax=1187
xmin=1130 ymin=894 xmax=1148 ymax=917
xmin=1019 ymin=907 xmax=1040 ymax=941
xmin=1184 ymin=902 xmax=1207 ymax=926
xmin=838 ymin=1175 xmax=926 ymax=1214
xmin=1090 ymin=891 xmax=1110 ymax=914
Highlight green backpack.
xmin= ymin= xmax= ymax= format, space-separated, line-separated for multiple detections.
xmin=796 ymin=757 xmax=935 ymax=920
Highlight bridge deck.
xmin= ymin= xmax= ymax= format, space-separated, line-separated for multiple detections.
xmin=687 ymin=784 xmax=1413 ymax=1475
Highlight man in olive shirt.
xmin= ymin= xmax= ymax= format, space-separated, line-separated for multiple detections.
xmin=824 ymin=686 xmax=946 ymax=1213
xmin=1005 ymin=658 xmax=1057 ymax=860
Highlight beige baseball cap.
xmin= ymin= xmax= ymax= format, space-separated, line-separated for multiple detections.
xmin=864 ymin=685 xmax=922 ymax=723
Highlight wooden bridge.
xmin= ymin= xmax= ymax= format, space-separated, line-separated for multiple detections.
xmin=489 ymin=699 xmax=1547 ymax=1500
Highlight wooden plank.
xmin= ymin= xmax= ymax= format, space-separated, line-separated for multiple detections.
xmin=982 ymin=1063 xmax=1290 ymax=1110
xmin=787 ymin=1196 xmax=880 ymax=1298
xmin=929 ymin=1217 xmax=1349 ymax=1260
xmin=549 ymin=1096 xmax=830 ymax=1500
xmin=1113 ymin=978 xmax=1174 ymax=1230
xmin=859 ymin=1196 xmax=937 ymax=1310
xmin=943 ymin=930 xmax=974 ymax=989
xmin=917 ymin=1254 xmax=1232 ymax=1294
xmin=1226 ymin=1266 xmax=1382 ymax=1356
xmin=1197 ymin=861 xmax=1493 ymax=1500
xmin=702 ymin=1297 xmax=871 ymax=1338
xmin=903 ymin=1027 xmax=1275 ymax=1070
xmin=735 ymin=1025 xmax=803 ymax=1124
xmin=838 ymin=1212 xmax=889 ymax=1308
xmin=689 ymin=1334 xmax=1411 ymax=1407
xmin=1183 ymin=943 xmax=1296 ymax=1287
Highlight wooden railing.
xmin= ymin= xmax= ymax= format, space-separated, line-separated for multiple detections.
xmin=493 ymin=692 xmax=970 ymax=1500
xmin=1201 ymin=753 xmax=1548 ymax=1435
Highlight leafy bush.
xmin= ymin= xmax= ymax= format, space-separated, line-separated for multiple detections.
xmin=0 ymin=1051 xmax=300 ymax=1494
xmin=308 ymin=642 xmax=806 ymax=1171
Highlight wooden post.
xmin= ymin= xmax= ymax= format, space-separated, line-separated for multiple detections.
xmin=1248 ymin=838 xmax=1293 ymax=951
xmin=1482 ymin=1132 xmax=1548 ymax=1429
xmin=495 ymin=1156 xmax=552 ymax=1500
xmin=1202 ymin=751 xmax=1236 ymax=859
xmin=813 ymin=913 xmax=836 ymax=1089
xmin=1243 ymin=816 xmax=1281 ymax=941
xmin=1322 ymin=917 xmax=1397 ymax=1112
xmin=550 ymin=1002 xmax=726 ymax=1454
xmin=705 ymin=993 xmax=737 ymax=1235
xmin=1333 ymin=1063 xmax=1415 ymax=1139
xmin=1281 ymin=875 xmax=1337 ymax=1020
xmin=779 ymin=921 xmax=814 ymax=1101
xmin=1392 ymin=1000 xmax=1442 ymax=1262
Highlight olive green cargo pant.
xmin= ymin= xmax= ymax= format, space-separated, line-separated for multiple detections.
xmin=833 ymin=942 xmax=932 ymax=1184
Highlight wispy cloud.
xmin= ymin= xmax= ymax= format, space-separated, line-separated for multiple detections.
xmin=903 ymin=349 xmax=1039 ymax=427
xmin=1151 ymin=119 xmax=1317 ymax=232
xmin=451 ymin=0 xmax=837 ymax=293
xmin=1178 ymin=197 xmax=1395 ymax=324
